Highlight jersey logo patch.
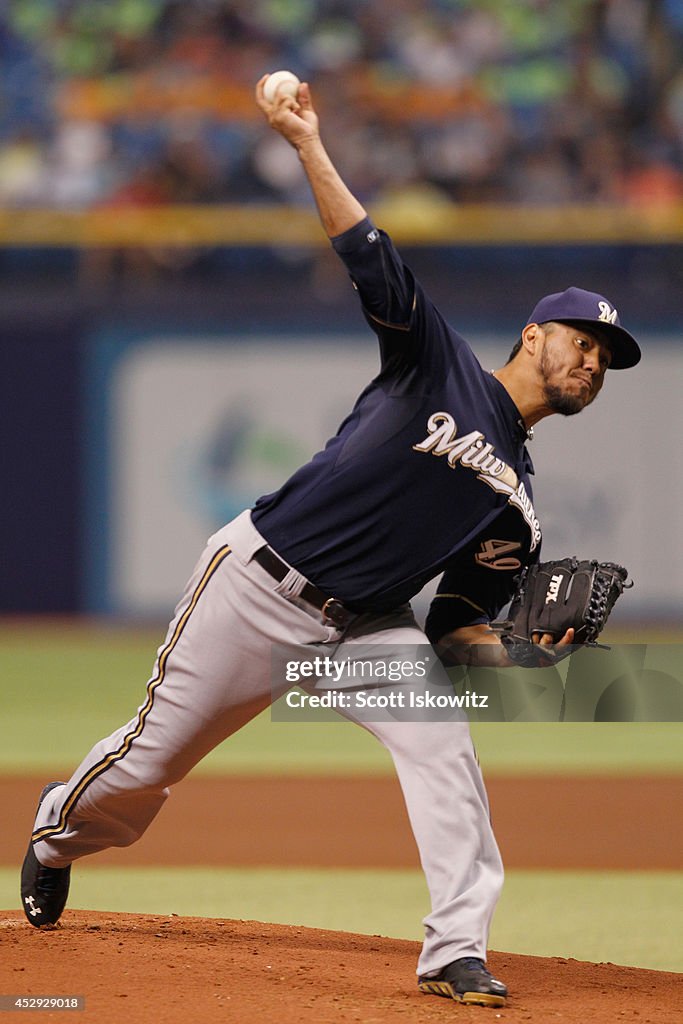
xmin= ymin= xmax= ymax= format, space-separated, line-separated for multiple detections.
xmin=413 ymin=411 xmax=542 ymax=550
xmin=475 ymin=539 xmax=522 ymax=571
xmin=413 ymin=412 xmax=517 ymax=488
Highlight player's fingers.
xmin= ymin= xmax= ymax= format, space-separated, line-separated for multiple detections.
xmin=534 ymin=632 xmax=555 ymax=646
xmin=534 ymin=629 xmax=573 ymax=645
xmin=255 ymin=74 xmax=271 ymax=111
xmin=297 ymin=83 xmax=319 ymax=129
xmin=297 ymin=83 xmax=318 ymax=128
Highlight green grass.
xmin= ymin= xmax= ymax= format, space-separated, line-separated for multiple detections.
xmin=3 ymin=866 xmax=681 ymax=973
xmin=491 ymin=871 xmax=683 ymax=973
xmin=2 ymin=622 xmax=683 ymax=775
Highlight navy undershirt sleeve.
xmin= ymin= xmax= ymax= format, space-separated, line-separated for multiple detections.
xmin=330 ymin=216 xmax=474 ymax=383
xmin=331 ymin=217 xmax=414 ymax=328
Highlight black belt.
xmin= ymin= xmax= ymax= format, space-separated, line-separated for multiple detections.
xmin=253 ymin=546 xmax=352 ymax=628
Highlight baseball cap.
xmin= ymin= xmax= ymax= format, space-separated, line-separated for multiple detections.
xmin=526 ymin=286 xmax=641 ymax=369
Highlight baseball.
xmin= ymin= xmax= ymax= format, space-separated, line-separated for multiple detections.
xmin=263 ymin=70 xmax=301 ymax=104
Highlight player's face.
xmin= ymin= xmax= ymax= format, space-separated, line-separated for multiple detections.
xmin=538 ymin=323 xmax=611 ymax=416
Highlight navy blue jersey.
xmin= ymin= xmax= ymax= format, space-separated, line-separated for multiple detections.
xmin=252 ymin=217 xmax=541 ymax=617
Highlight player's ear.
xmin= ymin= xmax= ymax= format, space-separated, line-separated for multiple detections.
xmin=521 ymin=323 xmax=542 ymax=357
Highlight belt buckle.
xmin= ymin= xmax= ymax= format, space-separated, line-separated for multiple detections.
xmin=321 ymin=597 xmax=348 ymax=627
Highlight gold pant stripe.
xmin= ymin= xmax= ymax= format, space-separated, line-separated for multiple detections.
xmin=32 ymin=545 xmax=232 ymax=844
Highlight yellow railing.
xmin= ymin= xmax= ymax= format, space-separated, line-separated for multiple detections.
xmin=0 ymin=203 xmax=681 ymax=247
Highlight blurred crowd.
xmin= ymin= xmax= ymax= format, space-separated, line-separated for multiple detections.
xmin=0 ymin=0 xmax=682 ymax=210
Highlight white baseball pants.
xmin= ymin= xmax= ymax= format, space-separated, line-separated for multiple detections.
xmin=31 ymin=510 xmax=503 ymax=975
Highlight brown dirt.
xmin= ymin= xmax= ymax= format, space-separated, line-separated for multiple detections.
xmin=3 ymin=774 xmax=682 ymax=1022
xmin=2 ymin=775 xmax=682 ymax=869
xmin=2 ymin=912 xmax=682 ymax=1024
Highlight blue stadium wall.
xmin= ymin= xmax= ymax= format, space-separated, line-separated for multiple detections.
xmin=1 ymin=242 xmax=680 ymax=614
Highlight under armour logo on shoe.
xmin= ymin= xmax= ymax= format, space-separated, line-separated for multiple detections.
xmin=24 ymin=895 xmax=42 ymax=917
xmin=597 ymin=300 xmax=618 ymax=324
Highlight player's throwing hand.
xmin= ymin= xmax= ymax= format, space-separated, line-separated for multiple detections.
xmin=256 ymin=75 xmax=319 ymax=150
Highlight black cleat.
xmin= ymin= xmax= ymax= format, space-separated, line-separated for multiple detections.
xmin=418 ymin=957 xmax=508 ymax=1008
xmin=20 ymin=782 xmax=71 ymax=928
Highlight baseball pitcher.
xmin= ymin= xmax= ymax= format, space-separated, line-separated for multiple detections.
xmin=21 ymin=77 xmax=640 ymax=1008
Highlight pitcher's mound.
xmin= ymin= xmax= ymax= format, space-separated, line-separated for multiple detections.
xmin=2 ymin=911 xmax=680 ymax=1023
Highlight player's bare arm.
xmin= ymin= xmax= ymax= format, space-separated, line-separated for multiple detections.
xmin=255 ymin=76 xmax=366 ymax=238
xmin=436 ymin=622 xmax=575 ymax=668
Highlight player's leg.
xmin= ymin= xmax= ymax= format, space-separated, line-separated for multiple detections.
xmin=310 ymin=610 xmax=505 ymax=995
xmin=25 ymin=512 xmax=336 ymax=888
